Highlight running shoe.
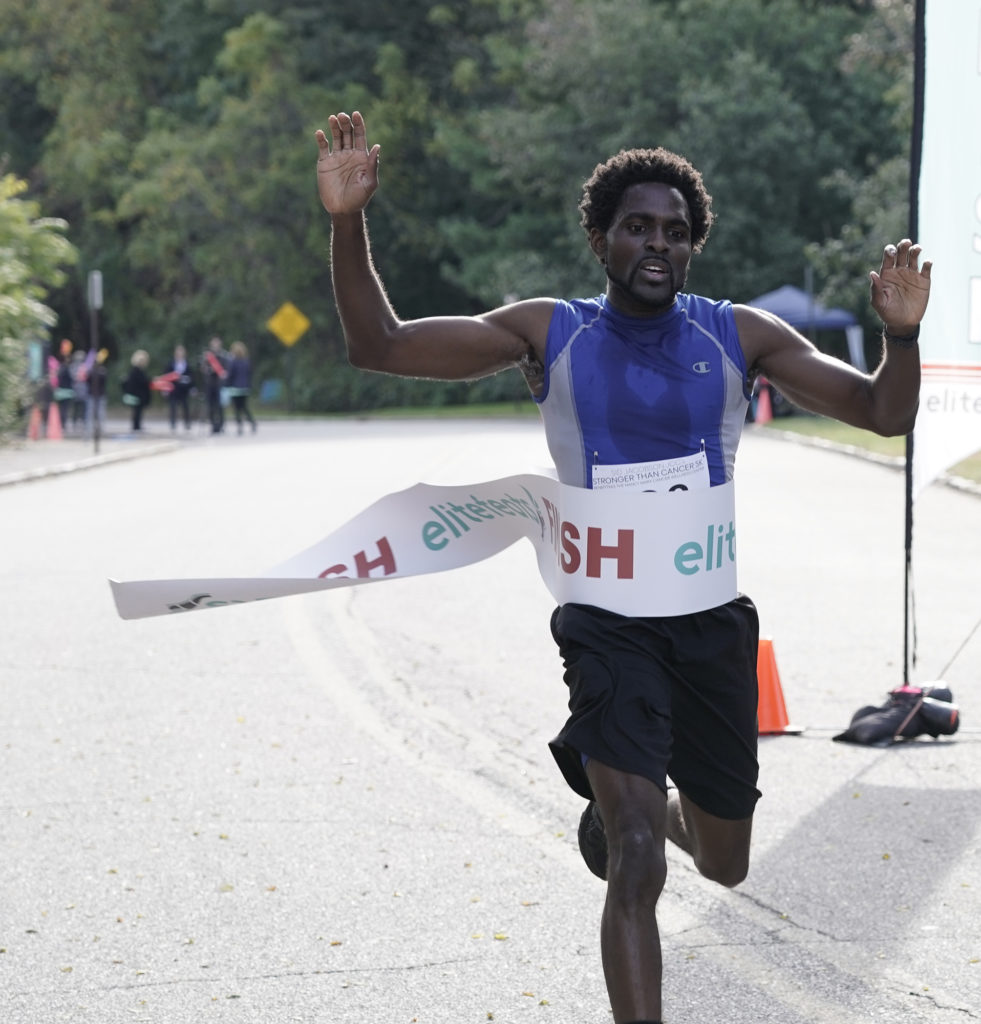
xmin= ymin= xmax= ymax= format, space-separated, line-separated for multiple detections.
xmin=578 ymin=800 xmax=608 ymax=880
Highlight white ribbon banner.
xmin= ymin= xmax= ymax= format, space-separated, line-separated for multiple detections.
xmin=110 ymin=475 xmax=737 ymax=620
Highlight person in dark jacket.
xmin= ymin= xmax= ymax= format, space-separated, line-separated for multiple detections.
xmin=53 ymin=355 xmax=75 ymax=433
xmin=163 ymin=344 xmax=195 ymax=431
xmin=122 ymin=350 xmax=152 ymax=431
xmin=202 ymin=336 xmax=228 ymax=434
xmin=226 ymin=340 xmax=257 ymax=434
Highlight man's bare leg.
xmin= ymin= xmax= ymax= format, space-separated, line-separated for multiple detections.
xmin=584 ymin=766 xmax=756 ymax=1023
xmin=666 ymin=787 xmax=753 ymax=887
xmin=586 ymin=760 xmax=668 ymax=1024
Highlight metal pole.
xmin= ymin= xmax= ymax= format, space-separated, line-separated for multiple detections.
xmin=87 ymin=270 xmax=103 ymax=455
xmin=90 ymin=304 xmax=101 ymax=455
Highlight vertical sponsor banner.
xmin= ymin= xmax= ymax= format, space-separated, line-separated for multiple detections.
xmin=913 ymin=1 xmax=981 ymax=495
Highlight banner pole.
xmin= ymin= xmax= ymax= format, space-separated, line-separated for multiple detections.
xmin=903 ymin=0 xmax=927 ymax=685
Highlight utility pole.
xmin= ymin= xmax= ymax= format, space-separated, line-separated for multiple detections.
xmin=87 ymin=270 xmax=103 ymax=454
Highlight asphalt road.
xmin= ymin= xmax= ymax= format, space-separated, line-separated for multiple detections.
xmin=1 ymin=418 xmax=978 ymax=1024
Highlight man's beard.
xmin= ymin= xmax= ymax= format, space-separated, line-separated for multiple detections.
xmin=605 ymin=262 xmax=686 ymax=304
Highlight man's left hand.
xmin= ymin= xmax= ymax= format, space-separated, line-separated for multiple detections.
xmin=869 ymin=238 xmax=932 ymax=334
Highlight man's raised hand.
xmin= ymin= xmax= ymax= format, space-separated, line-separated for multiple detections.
xmin=869 ymin=238 xmax=933 ymax=334
xmin=315 ymin=111 xmax=380 ymax=215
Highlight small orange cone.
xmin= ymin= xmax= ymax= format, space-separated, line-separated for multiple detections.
xmin=757 ymin=637 xmax=801 ymax=734
xmin=755 ymin=385 xmax=773 ymax=424
xmin=46 ymin=401 xmax=63 ymax=440
xmin=27 ymin=404 xmax=43 ymax=440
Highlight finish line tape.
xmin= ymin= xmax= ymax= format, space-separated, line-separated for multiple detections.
xmin=110 ymin=474 xmax=737 ymax=620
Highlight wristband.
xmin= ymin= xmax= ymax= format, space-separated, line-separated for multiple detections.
xmin=883 ymin=325 xmax=920 ymax=348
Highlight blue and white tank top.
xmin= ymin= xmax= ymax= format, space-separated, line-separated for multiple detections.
xmin=535 ymin=294 xmax=751 ymax=488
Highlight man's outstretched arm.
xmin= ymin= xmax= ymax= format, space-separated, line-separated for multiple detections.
xmin=316 ymin=111 xmax=551 ymax=381
xmin=736 ymin=239 xmax=933 ymax=436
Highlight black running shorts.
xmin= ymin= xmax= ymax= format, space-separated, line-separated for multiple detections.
xmin=548 ymin=596 xmax=762 ymax=820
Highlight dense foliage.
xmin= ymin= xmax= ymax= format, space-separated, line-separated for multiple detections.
xmin=0 ymin=0 xmax=915 ymax=412
xmin=0 ymin=174 xmax=77 ymax=432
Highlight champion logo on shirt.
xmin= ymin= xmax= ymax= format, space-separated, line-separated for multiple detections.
xmin=692 ymin=361 xmax=712 ymax=374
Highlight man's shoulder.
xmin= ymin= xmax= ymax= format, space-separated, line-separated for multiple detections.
xmin=565 ymin=295 xmax=605 ymax=312
xmin=678 ymin=292 xmax=735 ymax=320
xmin=554 ymin=295 xmax=606 ymax=328
xmin=544 ymin=297 xmax=607 ymax=350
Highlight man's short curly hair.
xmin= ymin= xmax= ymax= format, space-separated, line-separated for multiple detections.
xmin=579 ymin=148 xmax=713 ymax=253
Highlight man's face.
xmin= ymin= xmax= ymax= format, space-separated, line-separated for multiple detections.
xmin=590 ymin=182 xmax=693 ymax=317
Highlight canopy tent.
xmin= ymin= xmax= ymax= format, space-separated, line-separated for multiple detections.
xmin=747 ymin=284 xmax=867 ymax=371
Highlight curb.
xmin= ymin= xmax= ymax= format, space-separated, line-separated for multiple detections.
xmin=0 ymin=440 xmax=180 ymax=488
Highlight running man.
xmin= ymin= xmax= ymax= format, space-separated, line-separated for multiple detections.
xmin=315 ymin=110 xmax=931 ymax=1024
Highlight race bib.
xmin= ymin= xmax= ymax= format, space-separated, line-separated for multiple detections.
xmin=591 ymin=451 xmax=711 ymax=493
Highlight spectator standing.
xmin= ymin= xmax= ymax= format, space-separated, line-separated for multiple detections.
xmin=122 ymin=350 xmax=152 ymax=432
xmin=69 ymin=350 xmax=89 ymax=435
xmin=53 ymin=355 xmax=74 ymax=432
xmin=226 ymin=340 xmax=257 ymax=434
xmin=87 ymin=349 xmax=108 ymax=438
xmin=202 ymin=336 xmax=228 ymax=434
xmin=31 ymin=375 xmax=53 ymax=438
xmin=164 ymin=344 xmax=195 ymax=431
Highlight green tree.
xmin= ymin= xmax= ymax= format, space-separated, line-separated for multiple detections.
xmin=0 ymin=175 xmax=77 ymax=436
xmin=115 ymin=12 xmax=364 ymax=403
xmin=0 ymin=0 xmax=915 ymax=411
xmin=806 ymin=0 xmax=915 ymax=346
xmin=112 ymin=3 xmax=533 ymax=406
xmin=436 ymin=0 xmax=905 ymax=306
xmin=0 ymin=0 xmax=240 ymax=360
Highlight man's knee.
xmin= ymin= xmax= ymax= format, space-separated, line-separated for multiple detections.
xmin=607 ymin=824 xmax=668 ymax=902
xmin=693 ymin=848 xmax=750 ymax=888
xmin=676 ymin=794 xmax=753 ymax=888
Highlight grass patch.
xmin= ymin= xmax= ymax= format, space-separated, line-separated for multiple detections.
xmin=763 ymin=414 xmax=981 ymax=483
xmin=763 ymin=415 xmax=905 ymax=457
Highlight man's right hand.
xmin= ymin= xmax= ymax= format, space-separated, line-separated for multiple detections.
xmin=315 ymin=111 xmax=380 ymax=215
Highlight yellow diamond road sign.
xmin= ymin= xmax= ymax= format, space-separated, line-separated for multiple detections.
xmin=267 ymin=302 xmax=311 ymax=347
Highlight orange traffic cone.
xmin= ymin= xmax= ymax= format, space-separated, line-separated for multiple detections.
xmin=754 ymin=385 xmax=773 ymax=424
xmin=757 ymin=636 xmax=801 ymax=734
xmin=27 ymin=404 xmax=43 ymax=440
xmin=46 ymin=401 xmax=63 ymax=440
